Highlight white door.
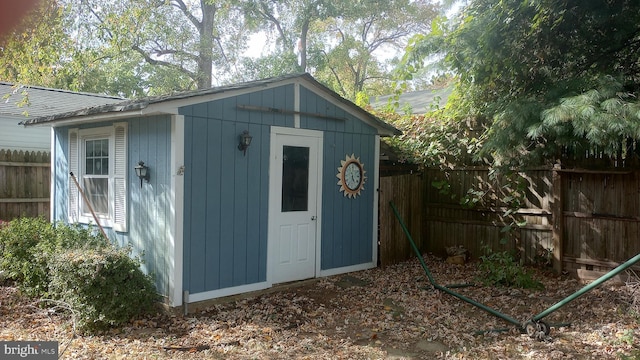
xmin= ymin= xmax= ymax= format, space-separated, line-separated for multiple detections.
xmin=268 ymin=128 xmax=322 ymax=284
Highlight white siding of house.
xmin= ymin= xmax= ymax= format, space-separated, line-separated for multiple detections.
xmin=0 ymin=118 xmax=50 ymax=152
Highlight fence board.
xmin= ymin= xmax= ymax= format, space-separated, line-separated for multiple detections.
xmin=379 ymin=164 xmax=640 ymax=274
xmin=379 ymin=174 xmax=425 ymax=266
xmin=560 ymin=170 xmax=640 ymax=272
xmin=380 ymin=167 xmax=554 ymax=266
xmin=0 ymin=149 xmax=50 ymax=220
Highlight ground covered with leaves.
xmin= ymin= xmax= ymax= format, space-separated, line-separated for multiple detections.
xmin=1 ymin=255 xmax=639 ymax=359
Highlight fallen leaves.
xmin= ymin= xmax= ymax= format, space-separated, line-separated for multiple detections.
xmin=1 ymin=255 xmax=639 ymax=359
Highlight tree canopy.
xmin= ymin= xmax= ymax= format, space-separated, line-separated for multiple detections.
xmin=0 ymin=0 xmax=440 ymax=101
xmin=311 ymin=0 xmax=436 ymax=100
xmin=238 ymin=0 xmax=438 ymax=99
xmin=70 ymin=0 xmax=248 ymax=92
xmin=401 ymin=0 xmax=640 ymax=167
xmin=0 ymin=0 xmax=75 ymax=89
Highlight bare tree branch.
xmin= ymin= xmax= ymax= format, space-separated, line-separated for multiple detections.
xmin=258 ymin=1 xmax=288 ymax=50
xmin=81 ymin=0 xmax=113 ymax=39
xmin=171 ymin=0 xmax=202 ymax=31
xmin=132 ymin=44 xmax=196 ymax=79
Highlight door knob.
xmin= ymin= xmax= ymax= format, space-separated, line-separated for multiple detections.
xmin=311 ymin=216 xmax=317 ymax=220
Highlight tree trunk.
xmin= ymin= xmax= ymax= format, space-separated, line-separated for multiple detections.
xmin=299 ymin=19 xmax=309 ymax=73
xmin=197 ymin=0 xmax=215 ymax=89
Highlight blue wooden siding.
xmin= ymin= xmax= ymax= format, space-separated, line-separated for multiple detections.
xmin=180 ymin=86 xmax=291 ymax=294
xmin=298 ymin=86 xmax=378 ymax=270
xmin=52 ymin=116 xmax=173 ymax=297
xmin=49 ymin=79 xmax=385 ymax=302
xmin=318 ymin=133 xmax=377 ymax=270
xmin=181 ymin=83 xmax=379 ymax=294
xmin=299 ymin=86 xmax=378 ymax=136
xmin=127 ymin=116 xmax=172 ymax=296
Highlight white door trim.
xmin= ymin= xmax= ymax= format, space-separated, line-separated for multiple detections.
xmin=267 ymin=126 xmax=323 ymax=285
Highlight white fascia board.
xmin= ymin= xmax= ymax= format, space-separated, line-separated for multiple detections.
xmin=34 ymin=110 xmax=147 ymax=128
xmin=33 ymin=79 xmax=303 ymax=128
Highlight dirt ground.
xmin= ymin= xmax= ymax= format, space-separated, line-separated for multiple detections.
xmin=1 ymin=254 xmax=639 ymax=359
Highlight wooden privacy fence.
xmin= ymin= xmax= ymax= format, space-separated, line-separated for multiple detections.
xmin=557 ymin=168 xmax=640 ymax=274
xmin=379 ymin=166 xmax=640 ymax=275
xmin=0 ymin=149 xmax=50 ymax=221
xmin=378 ymin=174 xmax=426 ymax=266
xmin=379 ymin=169 xmax=554 ymax=267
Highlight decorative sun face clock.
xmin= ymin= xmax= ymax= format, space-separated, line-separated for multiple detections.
xmin=336 ymin=154 xmax=366 ymax=198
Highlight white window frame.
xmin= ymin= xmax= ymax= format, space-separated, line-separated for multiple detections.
xmin=68 ymin=123 xmax=128 ymax=232
xmin=79 ymin=128 xmax=113 ymax=225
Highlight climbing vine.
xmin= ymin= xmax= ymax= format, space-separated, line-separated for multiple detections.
xmin=373 ymin=103 xmax=533 ymax=259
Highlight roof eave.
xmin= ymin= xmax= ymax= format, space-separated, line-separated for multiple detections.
xmin=20 ymin=73 xmax=402 ymax=136
xmin=20 ymin=101 xmax=155 ymax=127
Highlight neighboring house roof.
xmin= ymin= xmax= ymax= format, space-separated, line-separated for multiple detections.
xmin=0 ymin=83 xmax=124 ymax=152
xmin=0 ymin=82 xmax=125 ymax=119
xmin=21 ymin=73 xmax=401 ymax=136
xmin=373 ymin=86 xmax=453 ymax=114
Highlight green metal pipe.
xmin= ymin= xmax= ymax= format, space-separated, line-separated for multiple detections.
xmin=433 ymin=283 xmax=523 ymax=326
xmin=444 ymin=283 xmax=475 ymax=289
xmin=532 ymin=251 xmax=640 ymax=322
xmin=389 ymin=201 xmax=436 ymax=284
xmin=389 ymin=201 xmax=523 ymax=328
xmin=475 ymin=323 xmax=572 ymax=335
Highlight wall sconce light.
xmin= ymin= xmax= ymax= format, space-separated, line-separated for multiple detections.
xmin=238 ymin=130 xmax=253 ymax=156
xmin=134 ymin=161 xmax=150 ymax=187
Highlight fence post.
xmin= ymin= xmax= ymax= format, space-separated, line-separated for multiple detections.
xmin=552 ymin=163 xmax=564 ymax=273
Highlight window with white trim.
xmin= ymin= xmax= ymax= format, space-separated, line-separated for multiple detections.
xmin=68 ymin=123 xmax=128 ymax=232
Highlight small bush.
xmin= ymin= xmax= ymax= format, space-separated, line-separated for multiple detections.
xmin=0 ymin=218 xmax=106 ymax=297
xmin=42 ymin=222 xmax=107 ymax=253
xmin=0 ymin=217 xmax=56 ymax=296
xmin=48 ymin=247 xmax=158 ymax=333
xmin=0 ymin=218 xmax=158 ymax=333
xmin=477 ymin=246 xmax=543 ymax=290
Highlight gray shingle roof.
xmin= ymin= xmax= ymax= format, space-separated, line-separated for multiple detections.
xmin=20 ymin=73 xmax=400 ymax=136
xmin=0 ymin=82 xmax=124 ymax=119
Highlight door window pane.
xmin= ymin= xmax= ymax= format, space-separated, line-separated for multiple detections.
xmin=282 ymin=146 xmax=309 ymax=212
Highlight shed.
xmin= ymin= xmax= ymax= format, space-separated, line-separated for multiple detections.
xmin=0 ymin=83 xmax=123 ymax=152
xmin=22 ymin=73 xmax=400 ymax=307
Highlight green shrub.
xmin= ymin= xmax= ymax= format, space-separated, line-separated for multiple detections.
xmin=0 ymin=217 xmax=106 ymax=297
xmin=0 ymin=217 xmax=56 ymax=296
xmin=0 ymin=218 xmax=158 ymax=333
xmin=48 ymin=247 xmax=159 ymax=333
xmin=477 ymin=246 xmax=543 ymax=290
xmin=42 ymin=222 xmax=106 ymax=253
